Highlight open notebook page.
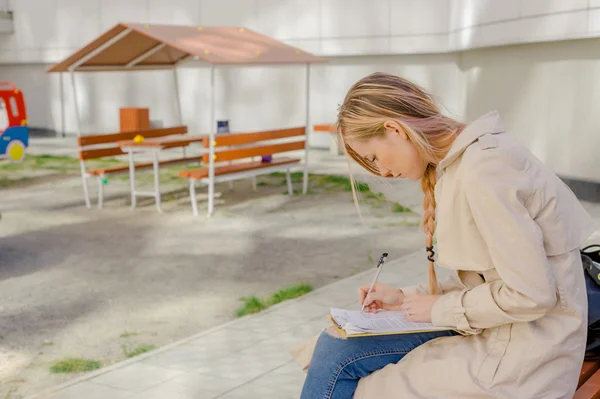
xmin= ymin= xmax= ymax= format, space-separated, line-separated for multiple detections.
xmin=330 ymin=308 xmax=449 ymax=334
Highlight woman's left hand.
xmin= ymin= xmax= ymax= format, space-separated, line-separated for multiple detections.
xmin=399 ymin=294 xmax=440 ymax=323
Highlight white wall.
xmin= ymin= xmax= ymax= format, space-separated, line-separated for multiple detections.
xmin=460 ymin=38 xmax=600 ymax=183
xmin=3 ymin=0 xmax=600 ymax=62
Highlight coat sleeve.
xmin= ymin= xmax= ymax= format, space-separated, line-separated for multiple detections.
xmin=431 ymin=151 xmax=557 ymax=333
xmin=401 ymin=275 xmax=463 ymax=297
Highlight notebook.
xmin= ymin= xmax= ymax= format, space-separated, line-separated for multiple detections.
xmin=329 ymin=308 xmax=453 ymax=338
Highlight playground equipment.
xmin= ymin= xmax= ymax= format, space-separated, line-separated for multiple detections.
xmin=0 ymin=82 xmax=28 ymax=163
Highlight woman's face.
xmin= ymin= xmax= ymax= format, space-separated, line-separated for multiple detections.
xmin=346 ymin=121 xmax=427 ymax=181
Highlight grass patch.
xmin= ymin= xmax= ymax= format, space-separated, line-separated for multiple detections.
xmin=49 ymin=358 xmax=101 ymax=374
xmin=235 ymin=296 xmax=267 ymax=317
xmin=391 ymin=203 xmax=412 ymax=213
xmin=267 ymin=283 xmax=313 ymax=305
xmin=41 ymin=341 xmax=54 ymax=347
xmin=119 ymin=331 xmax=138 ymax=338
xmin=318 ymin=175 xmax=370 ymax=192
xmin=0 ymin=176 xmax=31 ymax=188
xmin=235 ymin=283 xmax=313 ymax=317
xmin=365 ymin=191 xmax=385 ymax=200
xmin=122 ymin=344 xmax=155 ymax=358
xmin=381 ymin=220 xmax=421 ymax=228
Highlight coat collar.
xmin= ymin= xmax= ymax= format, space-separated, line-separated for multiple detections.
xmin=439 ymin=111 xmax=506 ymax=171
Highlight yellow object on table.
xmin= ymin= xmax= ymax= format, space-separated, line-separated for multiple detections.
xmin=133 ymin=135 xmax=144 ymax=143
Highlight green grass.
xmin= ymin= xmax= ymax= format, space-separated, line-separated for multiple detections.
xmin=119 ymin=331 xmax=138 ymax=338
xmin=267 ymin=283 xmax=313 ymax=305
xmin=380 ymin=220 xmax=421 ymax=228
xmin=122 ymin=344 xmax=155 ymax=358
xmin=41 ymin=341 xmax=54 ymax=347
xmin=235 ymin=296 xmax=267 ymax=317
xmin=49 ymin=358 xmax=101 ymax=374
xmin=391 ymin=203 xmax=412 ymax=213
xmin=0 ymin=176 xmax=31 ymax=188
xmin=365 ymin=191 xmax=385 ymax=200
xmin=235 ymin=283 xmax=313 ymax=317
xmin=368 ymin=249 xmax=374 ymax=263
xmin=0 ymin=154 xmax=126 ymax=180
xmin=317 ymin=175 xmax=370 ymax=192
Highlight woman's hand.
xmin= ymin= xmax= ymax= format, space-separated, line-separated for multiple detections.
xmin=399 ymin=294 xmax=440 ymax=323
xmin=358 ymin=282 xmax=405 ymax=313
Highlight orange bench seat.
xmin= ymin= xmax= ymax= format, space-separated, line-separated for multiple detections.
xmin=576 ymin=360 xmax=600 ymax=398
xmin=179 ymin=158 xmax=300 ymax=180
xmin=88 ymin=156 xmax=203 ymax=176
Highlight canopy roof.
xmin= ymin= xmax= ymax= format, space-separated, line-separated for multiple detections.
xmin=47 ymin=23 xmax=326 ymax=72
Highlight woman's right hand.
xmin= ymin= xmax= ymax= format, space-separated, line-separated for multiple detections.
xmin=358 ymin=282 xmax=405 ymax=313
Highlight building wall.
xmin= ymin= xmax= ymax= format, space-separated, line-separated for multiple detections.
xmin=2 ymin=0 xmax=600 ymax=62
xmin=460 ymin=38 xmax=600 ymax=184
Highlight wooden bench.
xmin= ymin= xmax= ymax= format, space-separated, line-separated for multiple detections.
xmin=576 ymin=359 xmax=600 ymax=398
xmin=77 ymin=126 xmax=203 ymax=209
xmin=179 ymin=126 xmax=307 ymax=216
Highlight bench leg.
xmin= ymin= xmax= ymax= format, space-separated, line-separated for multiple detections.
xmin=208 ymin=179 xmax=215 ymax=217
xmin=252 ymin=177 xmax=257 ymax=192
xmin=189 ymin=179 xmax=199 ymax=217
xmin=82 ymin=175 xmax=91 ymax=208
xmin=80 ymin=163 xmax=91 ymax=209
xmin=152 ymin=151 xmax=162 ymax=213
xmin=128 ymin=151 xmax=137 ymax=210
xmin=97 ymin=176 xmax=104 ymax=209
xmin=302 ymin=163 xmax=309 ymax=195
xmin=286 ymin=170 xmax=293 ymax=196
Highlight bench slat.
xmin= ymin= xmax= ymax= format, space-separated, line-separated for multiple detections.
xmin=88 ymin=156 xmax=203 ymax=176
xmin=203 ymin=141 xmax=305 ymax=164
xmin=80 ymin=147 xmax=125 ymax=160
xmin=313 ymin=124 xmax=335 ymax=132
xmin=575 ymin=368 xmax=600 ymax=399
xmin=580 ymin=361 xmax=600 ymax=389
xmin=205 ymin=127 xmax=305 ymax=148
xmin=179 ymin=158 xmax=300 ymax=180
xmin=78 ymin=126 xmax=188 ymax=147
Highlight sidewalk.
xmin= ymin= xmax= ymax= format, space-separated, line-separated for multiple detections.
xmin=26 ymin=251 xmax=443 ymax=399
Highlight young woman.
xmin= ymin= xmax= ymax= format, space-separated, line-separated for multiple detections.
xmin=292 ymin=72 xmax=597 ymax=398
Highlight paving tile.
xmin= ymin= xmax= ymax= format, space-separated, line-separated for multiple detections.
xmin=251 ymin=361 xmax=306 ymax=396
xmin=194 ymin=339 xmax=291 ymax=383
xmin=43 ymin=382 xmax=132 ymax=399
xmin=265 ymin=301 xmax=331 ymax=323
xmin=127 ymin=371 xmax=241 ymax=399
xmin=214 ymin=382 xmax=296 ymax=399
xmin=142 ymin=345 xmax=230 ymax=371
xmin=185 ymin=326 xmax=271 ymax=351
xmin=225 ymin=313 xmax=304 ymax=336
xmin=90 ymin=363 xmax=184 ymax=392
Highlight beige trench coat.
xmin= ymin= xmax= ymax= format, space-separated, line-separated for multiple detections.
xmin=290 ymin=111 xmax=598 ymax=398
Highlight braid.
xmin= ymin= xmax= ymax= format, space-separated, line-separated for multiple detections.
xmin=420 ymin=163 xmax=439 ymax=295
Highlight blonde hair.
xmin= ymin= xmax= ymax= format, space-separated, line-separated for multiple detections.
xmin=337 ymin=72 xmax=463 ymax=294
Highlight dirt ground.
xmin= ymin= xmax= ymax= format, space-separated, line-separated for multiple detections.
xmin=0 ymin=163 xmax=425 ymax=398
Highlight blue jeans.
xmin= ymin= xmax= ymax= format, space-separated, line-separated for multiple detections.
xmin=300 ymin=329 xmax=458 ymax=399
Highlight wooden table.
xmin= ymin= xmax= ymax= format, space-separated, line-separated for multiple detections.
xmin=116 ymin=136 xmax=206 ymax=212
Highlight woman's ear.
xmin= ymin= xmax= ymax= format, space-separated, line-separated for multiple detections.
xmin=383 ymin=120 xmax=408 ymax=140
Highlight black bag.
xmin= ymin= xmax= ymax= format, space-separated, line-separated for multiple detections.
xmin=580 ymin=245 xmax=600 ymax=360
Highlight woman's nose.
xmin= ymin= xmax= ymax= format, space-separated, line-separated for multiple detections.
xmin=377 ymin=162 xmax=390 ymax=177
